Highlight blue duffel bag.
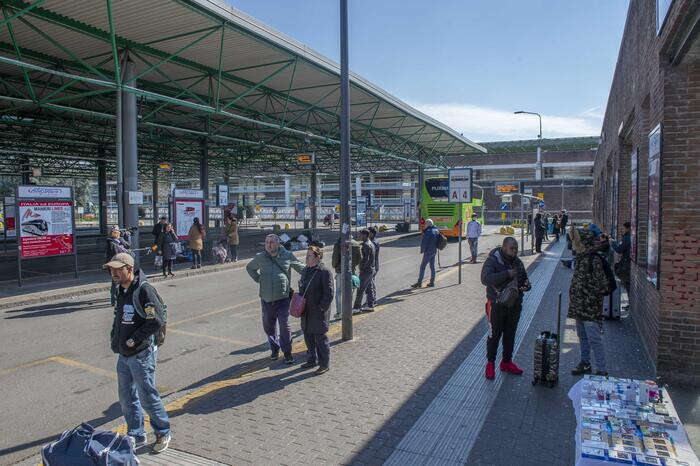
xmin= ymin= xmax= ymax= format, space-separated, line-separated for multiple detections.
xmin=41 ymin=423 xmax=139 ymax=465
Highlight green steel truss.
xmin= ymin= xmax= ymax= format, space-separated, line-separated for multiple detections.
xmin=0 ymin=0 xmax=484 ymax=181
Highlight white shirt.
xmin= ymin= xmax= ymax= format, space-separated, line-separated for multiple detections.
xmin=467 ymin=220 xmax=482 ymax=239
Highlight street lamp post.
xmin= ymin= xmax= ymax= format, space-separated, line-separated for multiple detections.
xmin=514 ymin=111 xmax=542 ymax=181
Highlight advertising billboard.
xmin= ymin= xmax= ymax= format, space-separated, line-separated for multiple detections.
xmin=647 ymin=125 xmax=662 ymax=286
xmin=16 ymin=187 xmax=74 ymax=259
xmin=630 ymin=149 xmax=638 ymax=262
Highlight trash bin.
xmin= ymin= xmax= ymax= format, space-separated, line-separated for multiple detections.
xmin=304 ymin=219 xmax=310 ymax=229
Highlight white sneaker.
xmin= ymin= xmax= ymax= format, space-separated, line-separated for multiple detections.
xmin=153 ymin=433 xmax=171 ymax=453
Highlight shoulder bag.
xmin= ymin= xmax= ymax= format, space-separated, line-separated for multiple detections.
xmin=290 ymin=269 xmax=318 ymax=318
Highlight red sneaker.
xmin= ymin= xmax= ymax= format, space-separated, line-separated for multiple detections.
xmin=500 ymin=360 xmax=524 ymax=375
xmin=485 ymin=361 xmax=495 ymax=380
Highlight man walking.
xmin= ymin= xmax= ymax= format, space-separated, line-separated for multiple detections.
xmin=412 ymin=219 xmax=440 ymax=288
xmin=481 ymin=237 xmax=531 ymax=380
xmin=466 ymin=213 xmax=482 ymax=263
xmin=331 ymin=235 xmax=362 ymax=319
xmin=104 ymin=253 xmax=171 ymax=453
xmin=368 ymin=226 xmax=380 ymax=305
xmin=353 ymin=229 xmax=376 ymax=312
xmin=247 ymin=234 xmax=305 ymax=363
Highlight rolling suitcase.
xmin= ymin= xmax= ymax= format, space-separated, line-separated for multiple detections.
xmin=603 ymin=278 xmax=621 ymax=320
xmin=533 ymin=292 xmax=562 ymax=388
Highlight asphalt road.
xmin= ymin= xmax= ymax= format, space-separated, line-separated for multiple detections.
xmin=0 ymin=228 xmax=514 ymax=465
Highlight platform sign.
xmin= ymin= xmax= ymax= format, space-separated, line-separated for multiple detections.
xmin=15 ymin=186 xmax=78 ymax=286
xmin=495 ymin=182 xmax=520 ymax=195
xmin=448 ymin=168 xmax=473 ymax=204
xmin=356 ymin=196 xmax=367 ymax=227
xmin=173 ymin=189 xmax=204 ymax=240
xmin=3 ymin=196 xmax=16 ymax=238
xmin=217 ymin=185 xmax=228 ymax=206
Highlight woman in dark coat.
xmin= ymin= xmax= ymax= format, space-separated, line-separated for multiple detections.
xmin=157 ymin=223 xmax=178 ymax=277
xmin=299 ymin=245 xmax=334 ymax=374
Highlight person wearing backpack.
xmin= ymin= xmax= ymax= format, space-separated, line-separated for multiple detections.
xmin=103 ymin=252 xmax=171 ymax=454
xmin=105 ymin=226 xmax=131 ymax=307
xmin=569 ymin=228 xmax=611 ymax=377
xmin=411 ymin=219 xmax=440 ymax=288
xmin=481 ymin=237 xmax=531 ymax=380
xmin=246 ymin=234 xmax=306 ymax=364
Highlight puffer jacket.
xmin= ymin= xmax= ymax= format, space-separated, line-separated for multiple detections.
xmin=567 ymin=228 xmax=609 ymax=322
xmin=481 ymin=247 xmax=529 ymax=303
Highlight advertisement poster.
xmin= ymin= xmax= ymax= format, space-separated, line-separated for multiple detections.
xmin=175 ymin=199 xmax=204 ymax=239
xmin=647 ymin=125 xmax=662 ymax=286
xmin=18 ymin=200 xmax=74 ymax=258
xmin=630 ymin=149 xmax=638 ymax=262
xmin=612 ymin=168 xmax=619 ymax=238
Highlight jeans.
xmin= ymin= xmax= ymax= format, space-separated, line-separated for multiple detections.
xmin=192 ymin=250 xmax=201 ymax=267
xmin=116 ymin=346 xmax=170 ymax=438
xmin=353 ymin=269 xmax=375 ymax=309
xmin=304 ymin=332 xmax=330 ymax=367
xmin=417 ymin=252 xmax=436 ymax=284
xmin=576 ymin=319 xmax=606 ymax=372
xmin=334 ymin=274 xmax=356 ymax=317
xmin=486 ymin=301 xmax=522 ymax=363
xmin=227 ymin=240 xmax=238 ymax=261
xmin=468 ymin=237 xmax=479 ymax=261
xmin=261 ymin=298 xmax=292 ymax=355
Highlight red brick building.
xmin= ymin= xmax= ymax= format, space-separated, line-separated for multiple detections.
xmin=594 ymin=0 xmax=700 ymax=385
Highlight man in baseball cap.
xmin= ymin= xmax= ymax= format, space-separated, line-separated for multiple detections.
xmin=104 ymin=253 xmax=172 ymax=453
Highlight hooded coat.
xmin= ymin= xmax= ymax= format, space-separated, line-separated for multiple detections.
xmin=567 ymin=228 xmax=610 ymax=322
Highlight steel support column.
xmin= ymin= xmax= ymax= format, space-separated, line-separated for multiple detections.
xmin=121 ymin=59 xmax=140 ymax=268
xmin=340 ymin=0 xmax=353 ymax=341
xmin=284 ymin=176 xmax=291 ymax=207
xmin=97 ymin=151 xmax=108 ymax=235
xmin=152 ymin=165 xmax=159 ymax=227
xmin=417 ymin=163 xmax=424 ymax=226
xmin=200 ymin=137 xmax=209 ymax=227
xmin=310 ymin=167 xmax=318 ymax=230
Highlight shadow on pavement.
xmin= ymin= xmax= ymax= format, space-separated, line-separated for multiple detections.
xmin=228 ymin=329 xmax=303 ymax=356
xmin=169 ymin=367 xmax=316 ymax=417
xmin=5 ymin=299 xmax=111 ymax=319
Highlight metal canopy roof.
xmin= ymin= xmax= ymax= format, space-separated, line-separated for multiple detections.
xmin=478 ymin=136 xmax=600 ymax=154
xmin=0 ymin=0 xmax=485 ymax=179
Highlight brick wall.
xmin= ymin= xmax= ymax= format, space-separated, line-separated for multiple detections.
xmin=593 ymin=0 xmax=700 ymax=385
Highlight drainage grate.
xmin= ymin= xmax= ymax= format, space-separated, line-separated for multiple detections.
xmin=385 ymin=242 xmax=566 ymax=465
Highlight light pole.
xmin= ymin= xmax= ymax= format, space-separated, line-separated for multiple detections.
xmin=514 ymin=111 xmax=542 ymax=181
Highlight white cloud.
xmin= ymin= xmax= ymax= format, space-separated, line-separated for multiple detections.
xmin=411 ymin=102 xmax=602 ymax=142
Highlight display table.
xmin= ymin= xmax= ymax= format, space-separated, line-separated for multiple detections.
xmin=569 ymin=377 xmax=699 ymax=465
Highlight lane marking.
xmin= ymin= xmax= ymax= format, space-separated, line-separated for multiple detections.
xmin=0 ymin=356 xmax=115 ymax=380
xmin=169 ymin=298 xmax=259 ymax=327
xmin=168 ymin=328 xmax=257 ymax=347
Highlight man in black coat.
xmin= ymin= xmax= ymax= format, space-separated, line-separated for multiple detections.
xmin=481 ymin=237 xmax=531 ymax=380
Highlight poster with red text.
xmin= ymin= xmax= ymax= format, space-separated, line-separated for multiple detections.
xmin=18 ymin=200 xmax=74 ymax=258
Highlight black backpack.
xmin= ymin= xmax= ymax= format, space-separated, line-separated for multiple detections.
xmin=132 ymin=282 xmax=168 ymax=346
xmin=437 ymin=233 xmax=448 ymax=251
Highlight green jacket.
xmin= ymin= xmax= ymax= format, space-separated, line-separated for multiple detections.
xmin=246 ymin=248 xmax=306 ymax=303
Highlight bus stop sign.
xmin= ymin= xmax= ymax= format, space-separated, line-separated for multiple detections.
xmin=448 ymin=168 xmax=473 ymax=204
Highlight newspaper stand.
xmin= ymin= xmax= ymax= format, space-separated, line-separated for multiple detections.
xmin=15 ymin=185 xmax=78 ymax=286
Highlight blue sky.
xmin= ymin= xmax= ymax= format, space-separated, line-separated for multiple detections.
xmin=231 ymin=0 xmax=629 ymax=142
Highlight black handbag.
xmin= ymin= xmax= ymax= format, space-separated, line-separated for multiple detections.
xmin=493 ymin=277 xmax=520 ymax=308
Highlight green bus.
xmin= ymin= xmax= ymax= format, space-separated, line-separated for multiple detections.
xmin=419 ymin=177 xmax=484 ymax=238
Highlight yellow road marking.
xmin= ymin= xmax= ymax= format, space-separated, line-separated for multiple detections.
xmin=169 ymin=298 xmax=259 ymax=327
xmin=0 ymin=356 xmax=115 ymax=380
xmin=168 ymin=328 xmax=257 ymax=347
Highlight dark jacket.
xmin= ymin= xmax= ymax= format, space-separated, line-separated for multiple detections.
xmin=421 ymin=226 xmax=440 ymax=255
xmin=534 ymin=215 xmax=546 ymax=238
xmin=611 ymin=232 xmax=631 ymax=260
xmin=358 ymin=239 xmax=375 ymax=273
xmin=110 ymin=270 xmax=164 ymax=357
xmin=332 ymin=238 xmax=362 ymax=275
xmin=371 ymin=238 xmax=380 ymax=273
xmin=560 ymin=214 xmax=569 ymax=230
xmin=299 ymin=263 xmax=334 ymax=335
xmin=157 ymin=230 xmax=179 ymax=260
xmin=152 ymin=222 xmax=165 ymax=240
xmin=105 ymin=236 xmax=130 ymax=262
xmin=481 ymin=247 xmax=529 ymax=303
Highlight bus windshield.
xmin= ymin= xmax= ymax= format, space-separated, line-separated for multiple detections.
xmin=425 ymin=178 xmax=448 ymax=201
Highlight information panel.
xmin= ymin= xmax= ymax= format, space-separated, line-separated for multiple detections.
xmin=448 ymin=168 xmax=473 ymax=204
xmin=16 ymin=186 xmax=74 ymax=258
xmin=173 ymin=189 xmax=205 ymax=240
xmin=3 ymin=196 xmax=16 ymax=238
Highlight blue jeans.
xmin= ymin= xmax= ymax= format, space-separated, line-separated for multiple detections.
xmin=576 ymin=319 xmax=607 ymax=372
xmin=116 ymin=346 xmax=170 ymax=438
xmin=468 ymin=237 xmax=478 ymax=260
xmin=417 ymin=252 xmax=436 ymax=284
xmin=261 ymin=298 xmax=292 ymax=355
